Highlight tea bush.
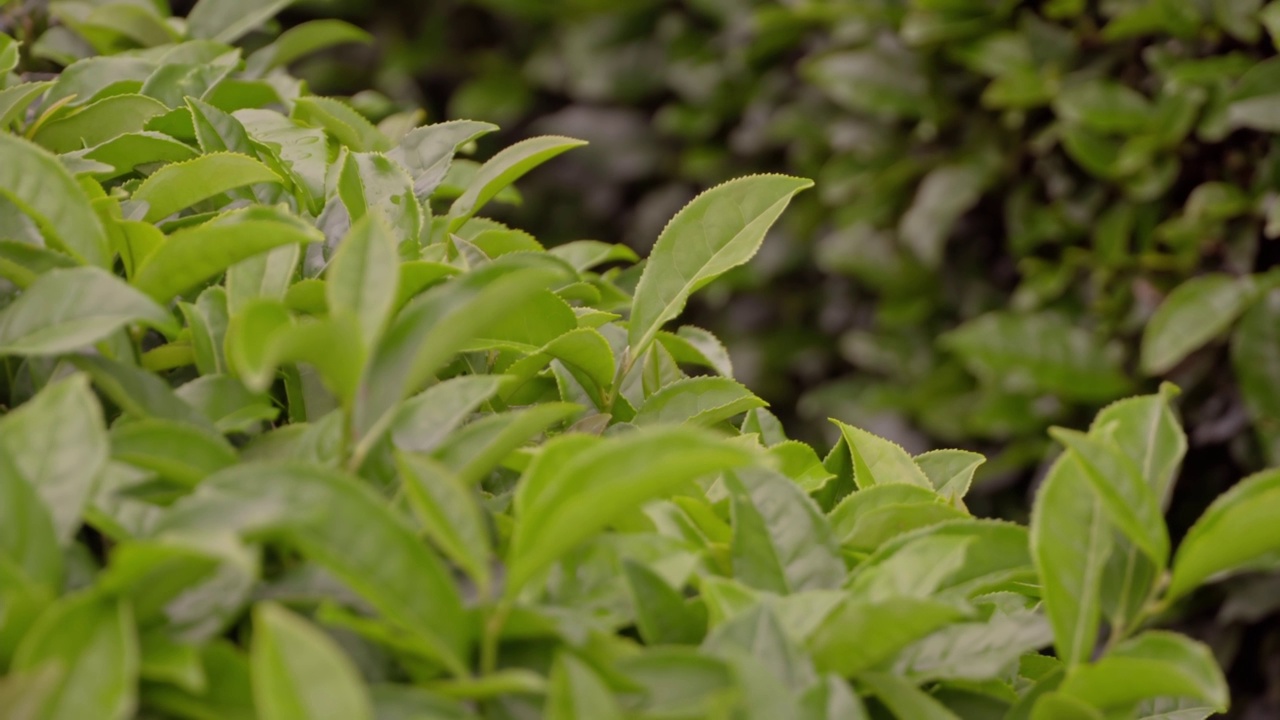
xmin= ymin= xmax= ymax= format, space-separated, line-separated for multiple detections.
xmin=0 ymin=1 xmax=1277 ymax=718
xmin=309 ymin=0 xmax=1280 ymax=480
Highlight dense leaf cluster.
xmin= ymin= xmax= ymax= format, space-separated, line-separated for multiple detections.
xmin=314 ymin=0 xmax=1280 ymax=476
xmin=0 ymin=2 xmax=1277 ymax=719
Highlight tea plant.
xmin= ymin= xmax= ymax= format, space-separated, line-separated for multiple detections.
xmin=324 ymin=1 xmax=1280 ymax=473
xmin=0 ymin=2 xmax=1275 ymax=719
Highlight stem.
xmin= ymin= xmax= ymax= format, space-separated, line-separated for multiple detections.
xmin=480 ymin=600 xmax=513 ymax=675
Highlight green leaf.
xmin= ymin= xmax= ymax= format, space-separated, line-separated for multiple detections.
xmin=727 ymin=468 xmax=845 ymax=594
xmin=862 ymin=673 xmax=962 ymax=719
xmin=943 ymin=312 xmax=1131 ymax=402
xmin=1054 ymin=80 xmax=1155 ymax=134
xmin=139 ymin=628 xmax=206 ymax=694
xmin=635 ymin=377 xmax=767 ymax=427
xmin=914 ymin=449 xmax=984 ymax=504
xmin=1058 ymin=632 xmax=1227 ymax=714
xmin=1031 ymin=454 xmax=1112 ymax=666
xmin=851 ymin=521 xmax=1032 ymax=601
xmin=250 ymin=602 xmax=373 ymax=720
xmin=828 ymin=484 xmax=949 ymax=546
xmin=390 ymin=375 xmax=506 ymax=453
xmin=628 ymin=174 xmax=812 ymax=355
xmin=446 ymin=135 xmax=587 ymax=232
xmin=229 ymin=310 xmax=365 ymax=406
xmin=397 ymin=453 xmax=493 ymax=597
xmin=130 ymin=152 xmax=284 ymax=222
xmin=11 ymin=594 xmax=138 ymax=720
xmin=831 ymin=420 xmax=931 ymax=489
xmin=133 ymin=206 xmax=321 ymax=303
xmin=808 ymin=598 xmax=968 ymax=676
xmin=549 ymin=240 xmax=640 ymax=272
xmin=110 ymin=419 xmax=238 ymax=488
xmin=326 ymin=215 xmax=400 ymax=349
xmin=1030 ymin=692 xmax=1104 ymax=720
xmin=0 ymin=241 xmax=77 ymax=289
xmin=1050 ymin=428 xmax=1168 ymax=565
xmin=0 ymin=132 xmax=110 ymax=266
xmin=160 ymin=462 xmax=469 ymax=674
xmin=623 ymin=559 xmax=706 ymax=645
xmin=353 ymin=257 xmax=572 ymax=450
xmin=1168 ymin=468 xmax=1280 ymax=599
xmin=72 ymin=354 xmax=214 ymax=430
xmin=227 ymin=244 xmax=302 ymax=317
xmin=463 ymin=288 xmax=578 ymax=351
xmin=1141 ymin=274 xmax=1256 ymax=375
xmin=246 ymin=20 xmax=373 ymax=74
xmin=0 ymin=266 xmax=176 ymax=355
xmin=899 ymin=162 xmax=989 ymax=267
xmin=0 ymin=452 xmax=63 ymax=590
xmin=69 ymin=131 xmax=199 ymax=180
xmin=336 ymin=151 xmax=422 ymax=246
xmin=31 ymin=94 xmax=168 ymax=154
xmin=545 ymin=652 xmax=625 ymax=720
xmin=507 ymin=427 xmax=757 ymax=597
xmin=768 ymin=441 xmax=836 ymax=493
xmin=432 ymin=403 xmax=582 ymax=485
xmin=1233 ymin=290 xmax=1280 ymax=464
xmin=892 ymin=609 xmax=1052 ymax=682
xmin=187 ymin=0 xmax=295 ymax=43
xmin=96 ymin=539 xmax=226 ymax=631
xmin=0 ymin=81 xmax=54 ymax=130
xmin=292 ymin=96 xmax=390 ymax=153
xmin=237 ymin=108 xmax=328 ymax=205
xmin=1088 ymin=386 xmax=1187 ymax=508
xmin=501 ymin=327 xmax=617 ymax=401
xmin=0 ymin=374 xmax=108 ymax=544
xmin=388 ymin=119 xmax=498 ymax=199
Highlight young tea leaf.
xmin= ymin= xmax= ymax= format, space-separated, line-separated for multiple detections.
xmin=628 ymin=175 xmax=813 ymax=356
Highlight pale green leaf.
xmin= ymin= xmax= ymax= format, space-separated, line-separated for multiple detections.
xmin=251 ymin=603 xmax=373 ymax=720
xmin=388 ymin=119 xmax=498 ymax=200
xmin=727 ymin=468 xmax=845 ymax=594
xmin=133 ymin=206 xmax=321 ymax=303
xmin=861 ymin=673 xmax=962 ymax=719
xmin=0 ymin=132 xmax=110 ymax=266
xmin=506 ymin=427 xmax=757 ymax=597
xmin=446 ymin=135 xmax=587 ymax=232
xmin=159 ymin=462 xmax=468 ymax=674
xmin=914 ymin=449 xmax=984 ymax=504
xmin=326 ymin=214 xmax=399 ymax=349
xmin=0 ymin=267 xmax=175 ymax=355
xmin=546 ymin=652 xmax=624 ymax=720
xmin=628 ymin=174 xmax=812 ymax=355
xmin=635 ymin=377 xmax=767 ymax=427
xmin=11 ymin=594 xmax=138 ymax=720
xmin=1051 ymin=427 xmax=1168 ymax=565
xmin=32 ymin=94 xmax=168 ymax=154
xmin=397 ymin=453 xmax=493 ymax=597
xmin=808 ymin=598 xmax=968 ymax=676
xmin=831 ymin=420 xmax=931 ymax=489
xmin=1031 ymin=454 xmax=1113 ymax=666
xmin=1168 ymin=468 xmax=1280 ymax=599
xmin=1059 ymin=632 xmax=1227 ymax=714
xmin=292 ymin=96 xmax=390 ymax=153
xmin=130 ymin=152 xmax=284 ymax=222
xmin=0 ymin=374 xmax=107 ymax=544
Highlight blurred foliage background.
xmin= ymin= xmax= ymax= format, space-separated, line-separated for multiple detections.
xmin=14 ymin=0 xmax=1280 ymax=713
